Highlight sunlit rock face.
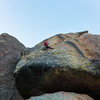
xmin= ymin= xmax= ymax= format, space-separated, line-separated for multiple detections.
xmin=15 ymin=31 xmax=100 ymax=100
xmin=27 ymin=92 xmax=94 ymax=100
xmin=0 ymin=33 xmax=25 ymax=100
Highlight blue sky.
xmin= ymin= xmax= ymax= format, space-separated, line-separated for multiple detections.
xmin=0 ymin=0 xmax=100 ymax=47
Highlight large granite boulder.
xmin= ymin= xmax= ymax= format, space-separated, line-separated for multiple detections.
xmin=27 ymin=92 xmax=94 ymax=100
xmin=0 ymin=33 xmax=25 ymax=100
xmin=14 ymin=31 xmax=100 ymax=100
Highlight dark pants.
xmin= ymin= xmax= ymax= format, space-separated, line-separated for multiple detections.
xmin=45 ymin=45 xmax=53 ymax=49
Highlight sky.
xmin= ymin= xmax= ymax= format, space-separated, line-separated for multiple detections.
xmin=0 ymin=0 xmax=100 ymax=47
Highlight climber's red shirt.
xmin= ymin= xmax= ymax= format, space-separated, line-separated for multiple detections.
xmin=44 ymin=40 xmax=48 ymax=46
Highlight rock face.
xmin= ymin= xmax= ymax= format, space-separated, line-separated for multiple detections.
xmin=15 ymin=31 xmax=100 ymax=100
xmin=27 ymin=92 xmax=94 ymax=100
xmin=0 ymin=33 xmax=25 ymax=100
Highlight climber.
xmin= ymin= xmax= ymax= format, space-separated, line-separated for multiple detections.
xmin=44 ymin=40 xmax=53 ymax=50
